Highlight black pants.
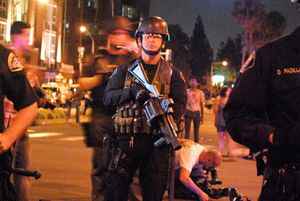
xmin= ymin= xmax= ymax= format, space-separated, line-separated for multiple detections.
xmin=185 ymin=110 xmax=201 ymax=142
xmin=82 ymin=113 xmax=113 ymax=201
xmin=0 ymin=152 xmax=17 ymax=201
xmin=104 ymin=135 xmax=170 ymax=201
xmin=259 ymin=165 xmax=300 ymax=201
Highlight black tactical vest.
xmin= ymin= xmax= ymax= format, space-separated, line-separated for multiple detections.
xmin=113 ymin=58 xmax=173 ymax=135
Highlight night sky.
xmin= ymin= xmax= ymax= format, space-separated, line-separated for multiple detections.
xmin=150 ymin=0 xmax=299 ymax=50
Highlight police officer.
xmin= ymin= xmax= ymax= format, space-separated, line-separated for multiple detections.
xmin=224 ymin=1 xmax=300 ymax=200
xmin=6 ymin=21 xmax=35 ymax=201
xmin=103 ymin=16 xmax=186 ymax=201
xmin=0 ymin=45 xmax=38 ymax=200
xmin=78 ymin=16 xmax=137 ymax=201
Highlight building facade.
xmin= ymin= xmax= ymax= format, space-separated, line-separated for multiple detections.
xmin=0 ymin=0 xmax=150 ymax=75
xmin=63 ymin=0 xmax=151 ymax=67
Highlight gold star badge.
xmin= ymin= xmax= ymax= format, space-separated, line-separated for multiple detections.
xmin=7 ymin=52 xmax=24 ymax=72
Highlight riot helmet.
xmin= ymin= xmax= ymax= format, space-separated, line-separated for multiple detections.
xmin=135 ymin=16 xmax=170 ymax=41
xmin=135 ymin=16 xmax=170 ymax=56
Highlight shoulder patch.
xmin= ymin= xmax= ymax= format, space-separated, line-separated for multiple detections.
xmin=240 ymin=51 xmax=256 ymax=74
xmin=7 ymin=52 xmax=24 ymax=72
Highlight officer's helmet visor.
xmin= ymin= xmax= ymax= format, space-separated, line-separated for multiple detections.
xmin=142 ymin=33 xmax=163 ymax=40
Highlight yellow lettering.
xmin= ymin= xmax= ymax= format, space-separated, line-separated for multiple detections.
xmin=281 ymin=67 xmax=300 ymax=75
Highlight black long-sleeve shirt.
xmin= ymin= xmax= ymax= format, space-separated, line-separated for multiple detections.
xmin=224 ymin=26 xmax=300 ymax=166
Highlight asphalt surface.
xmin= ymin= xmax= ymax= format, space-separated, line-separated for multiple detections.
xmin=27 ymin=110 xmax=261 ymax=201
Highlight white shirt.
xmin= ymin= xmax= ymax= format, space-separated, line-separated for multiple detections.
xmin=186 ymin=88 xmax=205 ymax=112
xmin=175 ymin=142 xmax=205 ymax=173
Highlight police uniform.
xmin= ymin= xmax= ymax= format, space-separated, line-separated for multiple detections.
xmin=0 ymin=45 xmax=37 ymax=200
xmin=81 ymin=50 xmax=135 ymax=201
xmin=103 ymin=57 xmax=186 ymax=201
xmin=224 ymin=27 xmax=300 ymax=201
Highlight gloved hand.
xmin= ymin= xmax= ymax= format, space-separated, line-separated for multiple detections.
xmin=129 ymin=84 xmax=141 ymax=99
xmin=135 ymin=89 xmax=151 ymax=105
xmin=129 ymin=85 xmax=151 ymax=104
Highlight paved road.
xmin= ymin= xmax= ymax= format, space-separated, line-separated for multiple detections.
xmin=27 ymin=110 xmax=261 ymax=201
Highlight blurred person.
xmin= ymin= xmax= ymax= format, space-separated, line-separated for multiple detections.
xmin=4 ymin=21 xmax=36 ymax=201
xmin=26 ymin=70 xmax=46 ymax=106
xmin=175 ymin=139 xmax=222 ymax=201
xmin=82 ymin=92 xmax=93 ymax=115
xmin=214 ymin=87 xmax=249 ymax=158
xmin=0 ymin=43 xmax=38 ymax=201
xmin=213 ymin=87 xmax=231 ymax=156
xmin=224 ymin=1 xmax=300 ymax=200
xmin=185 ymin=77 xmax=205 ymax=142
xmin=103 ymin=16 xmax=186 ymax=201
xmin=78 ymin=16 xmax=138 ymax=201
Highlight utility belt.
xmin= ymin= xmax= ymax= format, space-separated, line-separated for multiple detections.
xmin=113 ymin=103 xmax=153 ymax=135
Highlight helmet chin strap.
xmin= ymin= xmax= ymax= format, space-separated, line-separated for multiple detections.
xmin=142 ymin=45 xmax=160 ymax=56
xmin=142 ymin=46 xmax=160 ymax=56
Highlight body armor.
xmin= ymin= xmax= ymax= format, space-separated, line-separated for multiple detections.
xmin=113 ymin=58 xmax=173 ymax=135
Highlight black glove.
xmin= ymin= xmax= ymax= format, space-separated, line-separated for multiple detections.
xmin=135 ymin=89 xmax=151 ymax=105
xmin=129 ymin=85 xmax=150 ymax=103
xmin=129 ymin=84 xmax=141 ymax=99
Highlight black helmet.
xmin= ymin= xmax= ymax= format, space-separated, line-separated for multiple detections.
xmin=291 ymin=0 xmax=300 ymax=3
xmin=104 ymin=16 xmax=135 ymax=34
xmin=135 ymin=16 xmax=170 ymax=41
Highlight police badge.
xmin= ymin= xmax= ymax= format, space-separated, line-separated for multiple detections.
xmin=7 ymin=52 xmax=24 ymax=72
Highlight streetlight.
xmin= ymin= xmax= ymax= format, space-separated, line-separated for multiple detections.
xmin=211 ymin=60 xmax=228 ymax=79
xmin=38 ymin=0 xmax=48 ymax=4
xmin=221 ymin=60 xmax=228 ymax=67
xmin=79 ymin=25 xmax=95 ymax=55
xmin=210 ymin=60 xmax=229 ymax=97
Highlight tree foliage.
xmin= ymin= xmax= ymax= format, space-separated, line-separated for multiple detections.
xmin=216 ymin=34 xmax=243 ymax=73
xmin=232 ymin=0 xmax=266 ymax=63
xmin=166 ymin=24 xmax=191 ymax=76
xmin=190 ymin=15 xmax=213 ymax=82
xmin=232 ymin=0 xmax=286 ymax=64
xmin=261 ymin=11 xmax=286 ymax=42
xmin=232 ymin=0 xmax=265 ymax=31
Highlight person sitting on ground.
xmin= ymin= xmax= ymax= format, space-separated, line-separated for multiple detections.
xmin=175 ymin=138 xmax=222 ymax=201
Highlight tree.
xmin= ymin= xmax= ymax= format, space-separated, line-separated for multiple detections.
xmin=190 ymin=15 xmax=213 ymax=83
xmin=216 ymin=34 xmax=243 ymax=72
xmin=166 ymin=24 xmax=191 ymax=77
xmin=261 ymin=11 xmax=286 ymax=42
xmin=232 ymin=0 xmax=266 ymax=64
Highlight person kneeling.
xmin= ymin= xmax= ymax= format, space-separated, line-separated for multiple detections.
xmin=175 ymin=139 xmax=222 ymax=201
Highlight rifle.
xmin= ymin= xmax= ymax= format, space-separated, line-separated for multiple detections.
xmin=128 ymin=60 xmax=181 ymax=201
xmin=128 ymin=61 xmax=181 ymax=151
